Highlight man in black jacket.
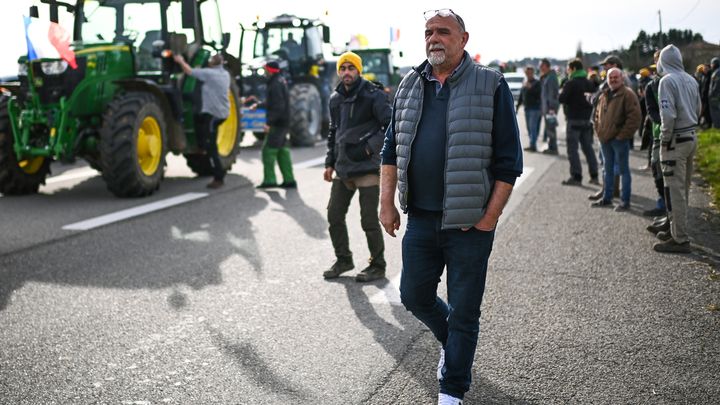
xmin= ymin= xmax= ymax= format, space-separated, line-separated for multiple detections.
xmin=252 ymin=61 xmax=296 ymax=188
xmin=558 ymin=59 xmax=599 ymax=186
xmin=643 ymin=64 xmax=669 ymax=222
xmin=322 ymin=51 xmax=391 ymax=282
xmin=516 ymin=66 xmax=542 ymax=152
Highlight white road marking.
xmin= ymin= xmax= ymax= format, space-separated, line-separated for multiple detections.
xmin=45 ymin=168 xmax=98 ymax=185
xmin=370 ymin=166 xmax=536 ymax=305
xmin=369 ymin=272 xmax=402 ymax=305
xmin=294 ymin=156 xmax=326 ymax=169
xmin=62 ymin=192 xmax=208 ymax=231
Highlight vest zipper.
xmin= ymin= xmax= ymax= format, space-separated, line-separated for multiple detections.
xmin=404 ymin=77 xmax=425 ymax=209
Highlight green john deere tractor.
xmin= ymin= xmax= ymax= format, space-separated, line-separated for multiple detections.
xmin=0 ymin=0 xmax=242 ymax=197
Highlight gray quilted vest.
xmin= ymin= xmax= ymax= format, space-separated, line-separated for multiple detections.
xmin=394 ymin=55 xmax=501 ymax=229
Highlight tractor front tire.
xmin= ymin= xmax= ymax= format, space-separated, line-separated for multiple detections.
xmin=289 ymin=83 xmax=322 ymax=147
xmin=100 ymin=92 xmax=167 ymax=197
xmin=0 ymin=98 xmax=51 ymax=195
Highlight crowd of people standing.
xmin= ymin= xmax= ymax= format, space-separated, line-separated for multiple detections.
xmin=516 ymin=47 xmax=711 ymax=254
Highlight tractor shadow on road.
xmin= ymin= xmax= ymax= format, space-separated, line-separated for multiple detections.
xmin=0 ymin=174 xmax=268 ymax=313
xmin=262 ymin=189 xmax=327 ymax=240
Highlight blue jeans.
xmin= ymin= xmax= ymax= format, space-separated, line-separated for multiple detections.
xmin=524 ymin=108 xmax=542 ymax=148
xmin=601 ymin=139 xmax=631 ymax=203
xmin=399 ymin=209 xmax=495 ymax=399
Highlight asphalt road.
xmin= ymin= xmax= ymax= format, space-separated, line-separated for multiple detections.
xmin=1 ymin=112 xmax=718 ymax=404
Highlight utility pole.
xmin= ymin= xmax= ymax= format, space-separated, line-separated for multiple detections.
xmin=658 ymin=10 xmax=663 ymax=48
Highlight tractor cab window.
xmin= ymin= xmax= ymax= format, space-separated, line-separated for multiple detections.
xmin=123 ymin=3 xmax=163 ymax=72
xmin=80 ymin=1 xmax=163 ymax=73
xmin=361 ymin=52 xmax=390 ymax=85
xmin=166 ymin=2 xmax=196 ymax=47
xmin=257 ymin=27 xmax=305 ymax=62
xmin=79 ymin=1 xmax=117 ymax=43
xmin=303 ymin=27 xmax=323 ymax=59
xmin=199 ymin=0 xmax=223 ymax=47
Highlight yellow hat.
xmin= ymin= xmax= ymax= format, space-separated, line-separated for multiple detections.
xmin=639 ymin=68 xmax=650 ymax=77
xmin=696 ymin=64 xmax=705 ymax=73
xmin=337 ymin=51 xmax=362 ymax=75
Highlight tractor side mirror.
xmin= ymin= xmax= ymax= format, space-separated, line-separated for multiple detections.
xmin=169 ymin=33 xmax=188 ymax=56
xmin=181 ymin=0 xmax=197 ymax=29
xmin=322 ymin=26 xmax=330 ymax=43
xmin=29 ymin=6 xmax=39 ymax=18
xmin=222 ymin=33 xmax=231 ymax=50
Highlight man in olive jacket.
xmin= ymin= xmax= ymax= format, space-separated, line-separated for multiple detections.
xmin=322 ymin=51 xmax=391 ymax=282
xmin=592 ymin=67 xmax=641 ymax=210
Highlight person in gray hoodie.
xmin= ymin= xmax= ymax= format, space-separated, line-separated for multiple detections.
xmin=653 ymin=44 xmax=702 ymax=254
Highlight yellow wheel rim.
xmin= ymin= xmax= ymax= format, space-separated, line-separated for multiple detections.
xmin=217 ymin=91 xmax=238 ymax=157
xmin=18 ymin=156 xmax=45 ymax=174
xmin=137 ymin=116 xmax=162 ymax=176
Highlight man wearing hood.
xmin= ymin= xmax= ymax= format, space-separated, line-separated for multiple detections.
xmin=322 ymin=51 xmax=392 ymax=282
xmin=653 ymin=45 xmax=702 ymax=254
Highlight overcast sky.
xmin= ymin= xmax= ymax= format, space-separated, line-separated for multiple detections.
xmin=2 ymin=0 xmax=719 ymax=75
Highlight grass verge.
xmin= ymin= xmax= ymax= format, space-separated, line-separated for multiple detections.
xmin=696 ymin=129 xmax=720 ymax=207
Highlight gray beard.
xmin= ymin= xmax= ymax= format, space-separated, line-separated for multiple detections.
xmin=428 ymin=53 xmax=446 ymax=66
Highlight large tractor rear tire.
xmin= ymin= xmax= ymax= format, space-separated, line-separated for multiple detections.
xmin=0 ymin=98 xmax=51 ymax=195
xmin=186 ymin=87 xmax=242 ymax=176
xmin=289 ymin=83 xmax=322 ymax=147
xmin=100 ymin=92 xmax=167 ymax=197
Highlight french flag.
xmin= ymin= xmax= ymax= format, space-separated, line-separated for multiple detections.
xmin=389 ymin=27 xmax=400 ymax=43
xmin=24 ymin=16 xmax=77 ymax=69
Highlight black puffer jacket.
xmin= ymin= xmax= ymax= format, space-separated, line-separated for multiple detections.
xmin=325 ymin=77 xmax=391 ymax=179
xmin=260 ymin=73 xmax=290 ymax=127
xmin=559 ymin=76 xmax=596 ymax=120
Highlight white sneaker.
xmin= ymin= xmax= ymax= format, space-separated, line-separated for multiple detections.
xmin=437 ymin=347 xmax=445 ymax=381
xmin=438 ymin=393 xmax=463 ymax=405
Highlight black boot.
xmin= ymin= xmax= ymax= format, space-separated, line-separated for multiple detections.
xmin=355 ymin=258 xmax=386 ymax=282
xmin=323 ymin=256 xmax=354 ymax=279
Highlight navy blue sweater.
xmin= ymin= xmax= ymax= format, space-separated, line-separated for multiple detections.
xmin=381 ymin=76 xmax=523 ymax=210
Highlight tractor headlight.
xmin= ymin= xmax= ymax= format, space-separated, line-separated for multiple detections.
xmin=241 ymin=68 xmax=253 ymax=77
xmin=40 ymin=60 xmax=68 ymax=75
xmin=18 ymin=63 xmax=28 ymax=76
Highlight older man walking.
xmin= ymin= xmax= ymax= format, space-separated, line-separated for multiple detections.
xmin=380 ymin=9 xmax=522 ymax=405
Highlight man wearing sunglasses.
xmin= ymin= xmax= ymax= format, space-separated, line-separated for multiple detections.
xmin=379 ymin=8 xmax=523 ymax=405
